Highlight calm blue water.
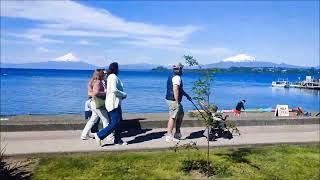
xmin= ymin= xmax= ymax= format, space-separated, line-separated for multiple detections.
xmin=1 ymin=68 xmax=319 ymax=115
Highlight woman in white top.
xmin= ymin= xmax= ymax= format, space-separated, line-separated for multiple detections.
xmin=94 ymin=62 xmax=127 ymax=146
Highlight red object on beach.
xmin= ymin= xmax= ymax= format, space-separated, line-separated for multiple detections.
xmin=233 ymin=109 xmax=241 ymax=116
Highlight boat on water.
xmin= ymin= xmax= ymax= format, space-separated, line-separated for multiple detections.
xmin=289 ymin=82 xmax=301 ymax=88
xmin=272 ymin=76 xmax=320 ymax=90
xmin=272 ymin=79 xmax=289 ymax=88
xmin=289 ymin=76 xmax=320 ymax=90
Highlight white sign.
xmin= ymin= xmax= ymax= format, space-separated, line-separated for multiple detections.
xmin=275 ymin=105 xmax=289 ymax=117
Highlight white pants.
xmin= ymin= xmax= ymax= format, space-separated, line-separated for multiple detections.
xmin=81 ymin=101 xmax=110 ymax=138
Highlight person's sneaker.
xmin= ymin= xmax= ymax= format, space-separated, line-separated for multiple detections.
xmin=115 ymin=139 xmax=128 ymax=146
xmin=80 ymin=135 xmax=90 ymax=140
xmin=165 ymin=135 xmax=180 ymax=143
xmin=94 ymin=133 xmax=102 ymax=147
xmin=174 ymin=132 xmax=182 ymax=140
xmin=106 ymin=134 xmax=115 ymax=143
xmin=88 ymin=133 xmax=95 ymax=139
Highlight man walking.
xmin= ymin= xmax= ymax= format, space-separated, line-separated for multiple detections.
xmin=165 ymin=63 xmax=191 ymax=142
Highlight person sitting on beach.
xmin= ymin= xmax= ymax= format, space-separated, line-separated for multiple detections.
xmin=81 ymin=69 xmax=111 ymax=140
xmin=234 ymin=100 xmax=246 ymax=117
xmin=94 ymin=62 xmax=127 ymax=146
xmin=165 ymin=62 xmax=192 ymax=143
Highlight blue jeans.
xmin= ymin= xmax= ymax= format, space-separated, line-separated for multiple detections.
xmin=97 ymin=106 xmax=122 ymax=141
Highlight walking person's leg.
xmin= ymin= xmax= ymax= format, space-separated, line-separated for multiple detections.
xmin=113 ymin=106 xmax=126 ymax=145
xmin=94 ymin=107 xmax=123 ymax=146
xmin=174 ymin=104 xmax=184 ymax=139
xmin=94 ymin=108 xmax=114 ymax=140
xmin=167 ymin=118 xmax=175 ymax=136
xmin=81 ymin=101 xmax=101 ymax=139
xmin=94 ymin=109 xmax=110 ymax=128
xmin=166 ymin=100 xmax=180 ymax=143
xmin=81 ymin=109 xmax=99 ymax=139
xmin=91 ymin=118 xmax=100 ymax=133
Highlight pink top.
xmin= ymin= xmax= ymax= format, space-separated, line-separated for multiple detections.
xmin=92 ymin=80 xmax=106 ymax=97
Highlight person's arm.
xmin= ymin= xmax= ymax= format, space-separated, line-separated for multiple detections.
xmin=109 ymin=75 xmax=127 ymax=98
xmin=93 ymin=80 xmax=106 ymax=97
xmin=172 ymin=76 xmax=182 ymax=103
xmin=241 ymin=103 xmax=245 ymax=110
xmin=173 ymin=84 xmax=180 ymax=103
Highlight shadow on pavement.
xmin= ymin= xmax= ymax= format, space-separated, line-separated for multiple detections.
xmin=127 ymin=131 xmax=166 ymax=144
xmin=119 ymin=118 xmax=152 ymax=138
xmin=186 ymin=129 xmax=234 ymax=141
xmin=101 ymin=118 xmax=156 ymax=146
xmin=186 ymin=130 xmax=205 ymax=139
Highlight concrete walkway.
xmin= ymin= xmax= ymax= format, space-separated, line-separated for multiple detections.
xmin=1 ymin=124 xmax=319 ymax=156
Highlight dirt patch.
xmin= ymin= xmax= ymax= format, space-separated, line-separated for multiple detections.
xmin=190 ymin=170 xmax=210 ymax=179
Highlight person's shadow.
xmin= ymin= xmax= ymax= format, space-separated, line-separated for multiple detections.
xmin=119 ymin=118 xmax=167 ymax=144
xmin=101 ymin=118 xmax=234 ymax=146
xmin=127 ymin=131 xmax=166 ymax=144
xmin=102 ymin=118 xmax=165 ymax=146
xmin=102 ymin=118 xmax=154 ymax=147
xmin=119 ymin=118 xmax=152 ymax=138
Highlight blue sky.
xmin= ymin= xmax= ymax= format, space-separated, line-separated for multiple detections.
xmin=1 ymin=0 xmax=319 ymax=66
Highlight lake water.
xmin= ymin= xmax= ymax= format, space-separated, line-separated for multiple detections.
xmin=0 ymin=68 xmax=319 ymax=115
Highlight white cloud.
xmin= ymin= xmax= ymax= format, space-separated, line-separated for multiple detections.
xmin=77 ymin=40 xmax=94 ymax=45
xmin=54 ymin=53 xmax=79 ymax=62
xmin=38 ymin=47 xmax=49 ymax=52
xmin=1 ymin=1 xmax=199 ymax=46
xmin=185 ymin=47 xmax=230 ymax=56
xmin=6 ymin=32 xmax=64 ymax=44
xmin=121 ymin=37 xmax=183 ymax=47
xmin=223 ymin=54 xmax=256 ymax=62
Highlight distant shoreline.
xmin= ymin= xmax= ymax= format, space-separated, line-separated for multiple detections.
xmin=152 ymin=66 xmax=320 ymax=74
xmin=1 ymin=67 xmax=319 ymax=75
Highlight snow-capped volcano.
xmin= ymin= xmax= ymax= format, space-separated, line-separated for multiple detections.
xmin=53 ymin=53 xmax=79 ymax=62
xmin=223 ymin=54 xmax=256 ymax=62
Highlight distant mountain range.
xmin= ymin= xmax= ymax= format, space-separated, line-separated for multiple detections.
xmin=1 ymin=53 xmax=318 ymax=70
xmin=0 ymin=60 xmax=317 ymax=70
xmin=0 ymin=61 xmax=162 ymax=70
xmin=1 ymin=61 xmax=98 ymax=70
xmin=201 ymin=61 xmax=306 ymax=69
xmin=120 ymin=63 xmax=160 ymax=70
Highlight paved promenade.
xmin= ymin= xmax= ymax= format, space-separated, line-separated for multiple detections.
xmin=1 ymin=125 xmax=319 ymax=156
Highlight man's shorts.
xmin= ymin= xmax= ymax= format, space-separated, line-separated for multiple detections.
xmin=233 ymin=109 xmax=241 ymax=115
xmin=166 ymin=100 xmax=184 ymax=119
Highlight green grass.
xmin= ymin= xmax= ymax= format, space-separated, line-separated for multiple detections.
xmin=32 ymin=144 xmax=320 ymax=180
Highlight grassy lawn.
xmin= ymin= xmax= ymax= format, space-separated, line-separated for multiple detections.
xmin=31 ymin=144 xmax=319 ymax=180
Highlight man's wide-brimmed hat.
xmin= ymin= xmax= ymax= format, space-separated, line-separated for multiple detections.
xmin=173 ymin=62 xmax=184 ymax=70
